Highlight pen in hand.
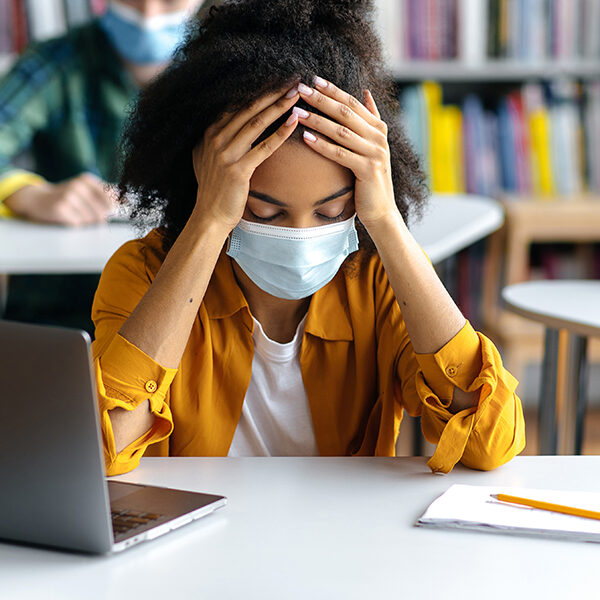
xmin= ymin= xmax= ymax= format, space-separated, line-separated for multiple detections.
xmin=490 ymin=493 xmax=600 ymax=521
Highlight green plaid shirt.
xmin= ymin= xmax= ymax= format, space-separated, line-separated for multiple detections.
xmin=0 ymin=20 xmax=138 ymax=187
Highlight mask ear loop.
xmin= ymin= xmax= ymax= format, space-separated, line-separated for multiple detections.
xmin=225 ymin=226 xmax=242 ymax=256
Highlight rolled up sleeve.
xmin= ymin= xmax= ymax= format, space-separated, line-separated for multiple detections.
xmin=92 ymin=233 xmax=176 ymax=475
xmin=95 ymin=333 xmax=177 ymax=476
xmin=0 ymin=171 xmax=46 ymax=216
xmin=398 ymin=321 xmax=526 ymax=474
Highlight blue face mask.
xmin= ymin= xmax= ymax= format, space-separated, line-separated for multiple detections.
xmin=226 ymin=215 xmax=360 ymax=300
xmin=99 ymin=1 xmax=189 ymax=65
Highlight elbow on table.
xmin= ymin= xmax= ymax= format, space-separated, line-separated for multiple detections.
xmin=461 ymin=425 xmax=527 ymax=471
xmin=104 ymin=448 xmax=144 ymax=477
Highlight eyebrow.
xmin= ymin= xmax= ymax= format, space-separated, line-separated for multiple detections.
xmin=248 ymin=186 xmax=354 ymax=207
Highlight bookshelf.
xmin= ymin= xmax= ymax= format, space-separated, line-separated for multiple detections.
xmin=374 ymin=0 xmax=600 ymax=406
xmin=391 ymin=61 xmax=600 ymax=82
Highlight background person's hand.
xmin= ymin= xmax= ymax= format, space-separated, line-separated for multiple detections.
xmin=191 ymin=82 xmax=300 ymax=234
xmin=4 ymin=172 xmax=116 ymax=226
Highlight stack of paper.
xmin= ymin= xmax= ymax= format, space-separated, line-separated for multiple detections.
xmin=417 ymin=484 xmax=600 ymax=543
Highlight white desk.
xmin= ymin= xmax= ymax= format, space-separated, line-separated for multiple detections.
xmin=503 ymin=281 xmax=600 ymax=456
xmin=0 ymin=219 xmax=138 ymax=312
xmin=0 ymin=220 xmax=138 ymax=274
xmin=409 ymin=193 xmax=504 ymax=264
xmin=0 ymin=456 xmax=598 ymax=600
xmin=503 ymin=281 xmax=600 ymax=339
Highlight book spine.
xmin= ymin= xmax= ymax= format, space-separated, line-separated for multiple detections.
xmin=498 ymin=0 xmax=510 ymax=58
xmin=507 ymin=0 xmax=519 ymax=59
xmin=524 ymin=83 xmax=555 ymax=195
xmin=583 ymin=0 xmax=600 ymax=59
xmin=397 ymin=0 xmax=407 ymax=63
xmin=0 ymin=0 xmax=12 ymax=55
xmin=407 ymin=0 xmax=419 ymax=59
xmin=487 ymin=0 xmax=500 ymax=58
xmin=497 ymin=98 xmax=516 ymax=192
xmin=584 ymin=82 xmax=600 ymax=192
xmin=458 ymin=0 xmax=488 ymax=64
xmin=11 ymin=0 xmax=29 ymax=53
xmin=423 ymin=81 xmax=443 ymax=190
xmin=374 ymin=0 xmax=404 ymax=68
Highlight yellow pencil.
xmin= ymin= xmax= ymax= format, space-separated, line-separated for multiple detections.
xmin=490 ymin=493 xmax=600 ymax=521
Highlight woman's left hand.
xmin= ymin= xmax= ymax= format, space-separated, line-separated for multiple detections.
xmin=295 ymin=77 xmax=399 ymax=232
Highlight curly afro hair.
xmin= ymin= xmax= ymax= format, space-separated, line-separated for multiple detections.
xmin=118 ymin=0 xmax=428 ymax=253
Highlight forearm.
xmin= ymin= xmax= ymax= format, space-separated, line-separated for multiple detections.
xmin=368 ymin=211 xmax=465 ymax=353
xmin=368 ymin=211 xmax=479 ymax=412
xmin=109 ymin=399 xmax=154 ymax=454
xmin=119 ymin=209 xmax=229 ymax=369
xmin=107 ymin=211 xmax=229 ymax=453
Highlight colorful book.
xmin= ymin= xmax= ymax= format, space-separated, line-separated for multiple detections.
xmin=523 ymin=83 xmax=555 ymax=195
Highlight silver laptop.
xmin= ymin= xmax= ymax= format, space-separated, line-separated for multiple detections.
xmin=0 ymin=320 xmax=226 ymax=554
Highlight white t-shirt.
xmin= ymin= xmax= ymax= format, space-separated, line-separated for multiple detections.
xmin=228 ymin=315 xmax=319 ymax=457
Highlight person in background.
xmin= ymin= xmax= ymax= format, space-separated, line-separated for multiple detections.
xmin=0 ymin=0 xmax=205 ymax=330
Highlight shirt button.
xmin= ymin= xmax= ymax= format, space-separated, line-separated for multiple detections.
xmin=145 ymin=380 xmax=158 ymax=393
xmin=446 ymin=366 xmax=458 ymax=378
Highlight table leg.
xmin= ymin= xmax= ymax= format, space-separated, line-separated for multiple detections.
xmin=573 ymin=335 xmax=588 ymax=455
xmin=539 ymin=328 xmax=559 ymax=455
xmin=555 ymin=333 xmax=589 ymax=456
xmin=0 ymin=274 xmax=8 ymax=316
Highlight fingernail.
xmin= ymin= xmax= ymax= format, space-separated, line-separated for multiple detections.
xmin=303 ymin=131 xmax=317 ymax=143
xmin=292 ymin=106 xmax=310 ymax=119
xmin=285 ymin=112 xmax=298 ymax=126
xmin=298 ymin=83 xmax=313 ymax=96
xmin=285 ymin=86 xmax=298 ymax=98
xmin=313 ymin=76 xmax=327 ymax=88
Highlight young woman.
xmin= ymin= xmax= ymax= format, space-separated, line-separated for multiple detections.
xmin=93 ymin=0 xmax=525 ymax=476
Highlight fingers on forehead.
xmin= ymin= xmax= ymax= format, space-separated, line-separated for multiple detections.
xmin=319 ymin=80 xmax=378 ymax=121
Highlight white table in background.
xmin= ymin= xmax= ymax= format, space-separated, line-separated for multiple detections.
xmin=0 ymin=194 xmax=503 ymax=273
xmin=0 ymin=194 xmax=503 ymax=304
xmin=0 ymin=456 xmax=598 ymax=600
xmin=0 ymin=219 xmax=138 ymax=311
xmin=503 ymin=281 xmax=600 ymax=456
xmin=0 ymin=219 xmax=138 ymax=274
xmin=408 ymin=193 xmax=504 ymax=264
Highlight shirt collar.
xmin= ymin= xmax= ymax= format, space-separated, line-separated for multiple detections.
xmin=205 ymin=250 xmax=355 ymax=342
xmin=203 ymin=249 xmax=251 ymax=320
xmin=304 ymin=274 xmax=354 ymax=342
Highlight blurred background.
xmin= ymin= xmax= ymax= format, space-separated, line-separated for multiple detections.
xmin=1 ymin=0 xmax=599 ymax=455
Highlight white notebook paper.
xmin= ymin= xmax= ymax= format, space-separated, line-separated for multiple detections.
xmin=417 ymin=484 xmax=600 ymax=543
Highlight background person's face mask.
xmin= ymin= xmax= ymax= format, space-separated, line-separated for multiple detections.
xmin=99 ymin=1 xmax=189 ymax=65
xmin=226 ymin=215 xmax=360 ymax=300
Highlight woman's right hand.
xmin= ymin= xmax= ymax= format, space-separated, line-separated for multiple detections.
xmin=191 ymin=82 xmax=301 ymax=233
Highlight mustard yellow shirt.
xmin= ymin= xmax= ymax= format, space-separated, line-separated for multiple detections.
xmin=92 ymin=229 xmax=525 ymax=476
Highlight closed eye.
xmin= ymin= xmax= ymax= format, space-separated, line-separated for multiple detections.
xmin=316 ymin=208 xmax=346 ymax=222
xmin=248 ymin=210 xmax=282 ymax=223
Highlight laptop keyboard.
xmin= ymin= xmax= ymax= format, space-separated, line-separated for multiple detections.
xmin=111 ymin=509 xmax=163 ymax=536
